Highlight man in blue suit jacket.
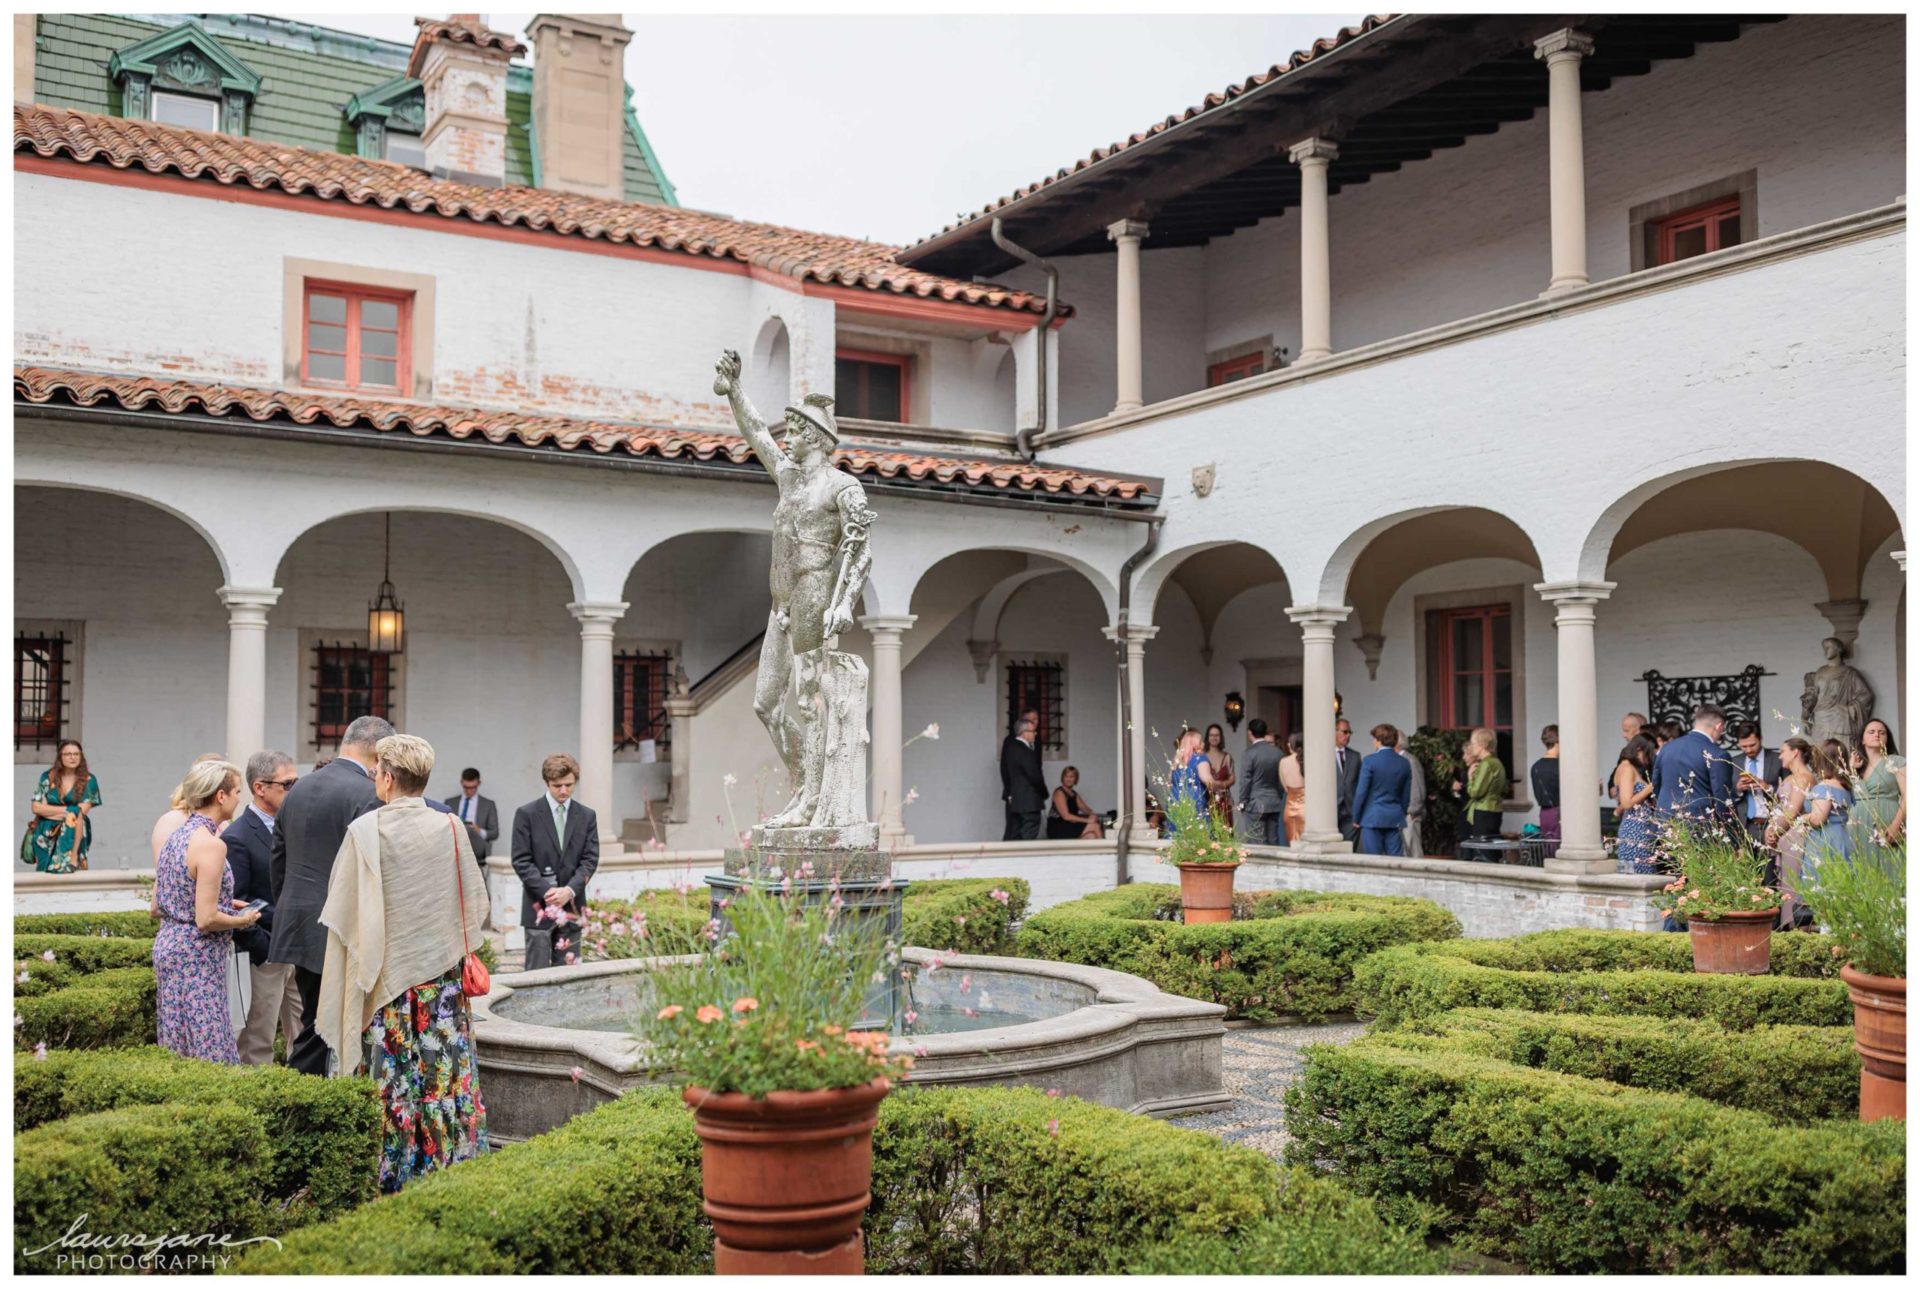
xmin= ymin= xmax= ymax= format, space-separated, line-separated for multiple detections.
xmin=1652 ymin=705 xmax=1736 ymax=823
xmin=1351 ymin=722 xmax=1413 ymax=857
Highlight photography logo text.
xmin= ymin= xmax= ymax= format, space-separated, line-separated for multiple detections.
xmin=22 ymin=1214 xmax=284 ymax=1272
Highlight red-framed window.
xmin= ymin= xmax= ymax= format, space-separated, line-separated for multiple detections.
xmin=1653 ymin=196 xmax=1742 ymax=267
xmin=834 ymin=349 xmax=909 ymax=423
xmin=1206 ymin=352 xmax=1266 ymax=387
xmin=614 ymin=651 xmax=673 ymax=755
xmin=311 ymin=642 xmax=395 ymax=743
xmin=1434 ymin=604 xmax=1514 ymax=774
xmin=302 ymin=282 xmax=411 ymax=394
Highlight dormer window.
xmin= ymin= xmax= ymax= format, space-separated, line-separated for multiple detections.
xmin=345 ymin=76 xmax=430 ymax=171
xmin=107 ymin=22 xmax=260 ymax=136
xmin=150 ymin=90 xmax=219 ymax=132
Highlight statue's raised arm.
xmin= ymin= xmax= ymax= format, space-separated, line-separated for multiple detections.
xmin=713 ymin=349 xmax=788 ymax=478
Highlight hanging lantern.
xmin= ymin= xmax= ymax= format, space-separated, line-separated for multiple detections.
xmin=1223 ymin=691 xmax=1245 ymax=732
xmin=368 ymin=512 xmax=406 ymax=654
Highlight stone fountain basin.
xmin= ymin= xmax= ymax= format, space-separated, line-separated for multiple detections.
xmin=469 ymin=947 xmax=1228 ymax=1143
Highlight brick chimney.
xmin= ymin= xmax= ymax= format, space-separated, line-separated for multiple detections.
xmin=526 ymin=14 xmax=634 ymax=200
xmin=407 ymin=14 xmax=526 ymax=188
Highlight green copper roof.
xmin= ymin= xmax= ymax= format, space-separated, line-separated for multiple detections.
xmin=29 ymin=13 xmax=675 ymax=204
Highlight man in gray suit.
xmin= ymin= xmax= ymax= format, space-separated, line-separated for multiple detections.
xmin=269 ymin=715 xmax=392 ymax=1075
xmin=1397 ymin=731 xmax=1428 ymax=859
xmin=1237 ymin=718 xmax=1285 ymax=846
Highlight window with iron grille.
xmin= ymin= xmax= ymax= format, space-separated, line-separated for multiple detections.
xmin=311 ymin=642 xmax=396 ymax=745
xmin=614 ymin=651 xmax=673 ymax=755
xmin=1005 ymin=658 xmax=1066 ymax=756
xmin=15 ymin=631 xmax=71 ymax=752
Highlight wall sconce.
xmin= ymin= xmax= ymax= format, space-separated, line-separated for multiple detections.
xmin=1333 ymin=690 xmax=1344 ymax=718
xmin=1223 ymin=691 xmax=1245 ymax=732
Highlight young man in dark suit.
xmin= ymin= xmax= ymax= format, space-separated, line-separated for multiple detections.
xmin=511 ymin=753 xmax=601 ymax=966
xmin=445 ymin=766 xmax=501 ymax=865
xmin=1334 ymin=718 xmax=1362 ymax=842
xmin=229 ymin=749 xmax=302 ymax=1066
xmin=268 ymin=715 xmax=392 ymax=1075
xmin=1729 ymin=721 xmax=1784 ymax=849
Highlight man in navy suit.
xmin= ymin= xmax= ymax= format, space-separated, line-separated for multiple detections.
xmin=227 ymin=750 xmax=303 ymax=1066
xmin=1652 ymin=704 xmax=1736 ymax=824
xmin=1351 ymin=722 xmax=1413 ymax=856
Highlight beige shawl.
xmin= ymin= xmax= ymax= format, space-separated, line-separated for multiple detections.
xmin=316 ymin=796 xmax=486 ymax=1073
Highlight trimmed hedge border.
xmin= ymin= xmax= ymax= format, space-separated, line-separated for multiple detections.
xmin=16 ymin=1102 xmax=274 ymax=1275
xmin=16 ymin=967 xmax=156 ymax=1052
xmin=14 ymin=934 xmax=154 ymax=976
xmin=1355 ymin=930 xmax=1849 ymax=1029
xmin=899 ymin=877 xmax=1030 ymax=955
xmin=1282 ymin=1013 xmax=1904 ymax=1273
xmin=16 ymin=1047 xmax=381 ymax=1219
xmin=1015 ymin=884 xmax=1461 ymax=1021
xmin=234 ymin=1085 xmax=1427 ymax=1275
xmin=14 ymin=911 xmax=157 ymax=940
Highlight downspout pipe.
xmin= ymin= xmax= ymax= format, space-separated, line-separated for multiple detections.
xmin=990 ymin=217 xmax=1055 ymax=462
xmin=1112 ymin=514 xmax=1163 ymax=887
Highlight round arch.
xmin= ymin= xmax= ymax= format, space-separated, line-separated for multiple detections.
xmin=1331 ymin=508 xmax=1543 ymax=638
xmin=904 ymin=544 xmax=1119 ymax=626
xmin=13 ymin=478 xmax=233 ymax=583
xmin=270 ymin=503 xmax=588 ymax=600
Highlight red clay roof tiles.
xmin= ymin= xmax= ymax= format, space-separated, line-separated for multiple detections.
xmin=15 ymin=366 xmax=1156 ymax=506
xmin=407 ymin=15 xmax=527 ymax=77
xmin=14 ymin=104 xmax=1056 ymax=316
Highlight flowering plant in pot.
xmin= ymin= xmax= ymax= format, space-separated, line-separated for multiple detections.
xmin=629 ymin=873 xmax=911 ymax=1274
xmin=1163 ymin=789 xmax=1244 ymax=925
xmin=1649 ymin=818 xmax=1783 ymax=975
xmin=1792 ymin=832 xmax=1905 ymax=1121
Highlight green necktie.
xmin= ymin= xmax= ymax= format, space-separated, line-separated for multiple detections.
xmin=554 ymin=802 xmax=568 ymax=846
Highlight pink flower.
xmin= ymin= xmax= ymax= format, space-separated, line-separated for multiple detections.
xmin=960 ymin=975 xmax=971 ymax=993
xmin=657 ymin=1004 xmax=683 ymax=1020
xmin=989 ymin=889 xmax=1010 ymax=904
xmin=569 ymin=1066 xmax=585 ymax=1084
xmin=32 ymin=1042 xmax=47 ymax=1062
xmin=696 ymin=1005 xmax=723 ymax=1024
xmin=1046 ymin=1088 xmax=1062 ymax=1098
xmin=39 ymin=949 xmax=55 ymax=963
xmin=732 ymin=997 xmax=759 ymax=1014
xmin=16 ymin=970 xmax=28 ymax=984
xmin=1046 ymin=1118 xmax=1059 ymax=1138
xmin=564 ymin=952 xmax=577 ymax=964
xmin=903 ymin=1009 xmax=919 ymax=1025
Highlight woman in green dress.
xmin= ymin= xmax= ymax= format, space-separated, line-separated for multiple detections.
xmin=22 ymin=740 xmax=102 ymax=873
xmin=1453 ymin=727 xmax=1509 ymax=842
xmin=1853 ymin=719 xmax=1906 ymax=846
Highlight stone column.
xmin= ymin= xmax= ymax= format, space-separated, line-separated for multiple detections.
xmin=1535 ymin=29 xmax=1595 ymax=296
xmin=219 ymin=586 xmax=281 ymax=763
xmin=1537 ymin=580 xmax=1615 ymax=872
xmin=569 ymin=600 xmax=629 ymax=847
xmin=1286 ymin=606 xmax=1352 ymax=851
xmin=860 ymin=613 xmax=917 ymax=848
xmin=1288 ymin=138 xmax=1339 ymax=363
xmin=1105 ymin=623 xmax=1158 ymax=831
xmin=1107 ymin=219 xmax=1149 ymax=414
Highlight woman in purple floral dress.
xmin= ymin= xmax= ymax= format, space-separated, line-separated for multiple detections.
xmin=152 ymin=760 xmax=259 ymax=1063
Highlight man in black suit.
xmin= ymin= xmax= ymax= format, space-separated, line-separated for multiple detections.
xmin=999 ymin=707 xmax=1038 ymax=840
xmin=229 ymin=750 xmax=302 ymax=1066
xmin=1729 ymin=720 xmax=1784 ymax=850
xmin=445 ymin=766 xmax=501 ymax=865
xmin=269 ymin=715 xmax=392 ymax=1075
xmin=1334 ymin=718 xmax=1362 ymax=843
xmin=511 ymin=753 xmax=601 ymax=966
xmin=999 ymin=717 xmax=1048 ymax=841
xmin=1237 ymin=719 xmax=1285 ymax=846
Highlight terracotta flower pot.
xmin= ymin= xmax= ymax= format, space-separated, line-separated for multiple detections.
xmin=1686 ymin=908 xmax=1776 ymax=975
xmin=1840 ymin=965 xmax=1906 ymax=1123
xmin=684 ymin=1077 xmax=890 ymax=1275
xmin=1177 ymin=862 xmax=1238 ymax=924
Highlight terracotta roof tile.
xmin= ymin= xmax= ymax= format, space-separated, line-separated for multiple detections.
xmin=907 ymin=15 xmax=1398 ymax=248
xmin=407 ymin=16 xmax=527 ymax=76
xmin=15 ymin=366 xmax=1155 ymax=506
xmin=14 ymin=104 xmax=1058 ymax=316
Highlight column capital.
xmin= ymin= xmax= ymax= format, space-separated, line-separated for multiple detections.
xmin=1105 ymin=218 xmax=1150 ymax=242
xmin=1891 ymin=550 xmax=1907 ymax=573
xmin=1103 ymin=622 xmax=1159 ymax=645
xmin=1287 ymin=136 xmax=1339 ymax=165
xmin=857 ymin=613 xmax=918 ymax=636
xmin=1285 ymin=604 xmax=1352 ymax=633
xmin=567 ymin=600 xmax=629 ymax=632
xmin=1534 ymin=28 xmax=1595 ymax=63
xmin=1535 ymin=579 xmax=1614 ymax=607
xmin=217 ymin=585 xmax=283 ymax=613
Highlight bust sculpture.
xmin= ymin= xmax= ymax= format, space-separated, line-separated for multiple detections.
xmin=713 ymin=350 xmax=876 ymax=841
xmin=1801 ymin=636 xmax=1874 ymax=751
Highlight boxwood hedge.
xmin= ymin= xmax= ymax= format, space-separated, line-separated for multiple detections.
xmin=16 ymin=967 xmax=156 ymax=1052
xmin=234 ymin=1085 xmax=1428 ymax=1275
xmin=14 ymin=911 xmax=157 ymax=940
xmin=1354 ymin=930 xmax=1850 ymax=1029
xmin=1014 ymin=884 xmax=1460 ymax=1020
xmin=899 ymin=877 xmax=1029 ymax=955
xmin=14 ymin=934 xmax=154 ymax=976
xmin=1283 ymin=1009 xmax=1903 ymax=1273
xmin=16 ymin=1047 xmax=380 ymax=1219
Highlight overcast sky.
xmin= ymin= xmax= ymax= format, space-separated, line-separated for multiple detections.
xmin=282 ymin=11 xmax=1366 ymax=246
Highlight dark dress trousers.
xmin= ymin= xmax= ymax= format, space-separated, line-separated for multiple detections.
xmin=511 ymin=797 xmax=601 ymax=959
xmin=444 ymin=792 xmax=501 ymax=863
xmin=267 ymin=757 xmax=381 ymax=1074
xmin=1000 ymin=739 xmax=1048 ymax=841
xmin=223 ymin=807 xmax=277 ymax=967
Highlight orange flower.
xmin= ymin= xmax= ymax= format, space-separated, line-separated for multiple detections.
xmin=656 ymin=1004 xmax=683 ymax=1020
xmin=796 ymin=1039 xmax=819 ymax=1053
xmin=732 ymin=997 xmax=759 ymax=1014
xmin=695 ymin=1005 xmax=723 ymax=1024
xmin=823 ymin=1024 xmax=843 ymax=1036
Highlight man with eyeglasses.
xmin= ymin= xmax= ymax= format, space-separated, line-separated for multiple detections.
xmin=228 ymin=749 xmax=302 ymax=1066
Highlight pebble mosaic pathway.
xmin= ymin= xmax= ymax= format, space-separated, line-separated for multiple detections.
xmin=1175 ymin=1019 xmax=1370 ymax=1159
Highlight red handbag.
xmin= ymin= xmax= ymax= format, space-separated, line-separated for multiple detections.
xmin=449 ymin=816 xmax=490 ymax=997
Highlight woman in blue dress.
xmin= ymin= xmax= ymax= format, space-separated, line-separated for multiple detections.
xmin=1611 ymin=734 xmax=1659 ymax=873
xmin=21 ymin=740 xmax=102 ymax=873
xmin=1164 ymin=728 xmax=1214 ymax=837
xmin=1802 ymin=738 xmax=1857 ymax=869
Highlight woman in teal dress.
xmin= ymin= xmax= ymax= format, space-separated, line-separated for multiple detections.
xmin=21 ymin=740 xmax=102 ymax=873
xmin=1852 ymin=719 xmax=1906 ymax=846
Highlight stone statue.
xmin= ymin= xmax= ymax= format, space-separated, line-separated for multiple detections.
xmin=1801 ymin=635 xmax=1874 ymax=751
xmin=713 ymin=350 xmax=876 ymax=843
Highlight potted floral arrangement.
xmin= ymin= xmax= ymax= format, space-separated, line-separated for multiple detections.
xmin=630 ymin=874 xmax=911 ymax=1274
xmin=1793 ymin=834 xmax=1906 ymax=1122
xmin=1650 ymin=818 xmax=1783 ymax=975
xmin=1164 ymin=788 xmax=1244 ymax=924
